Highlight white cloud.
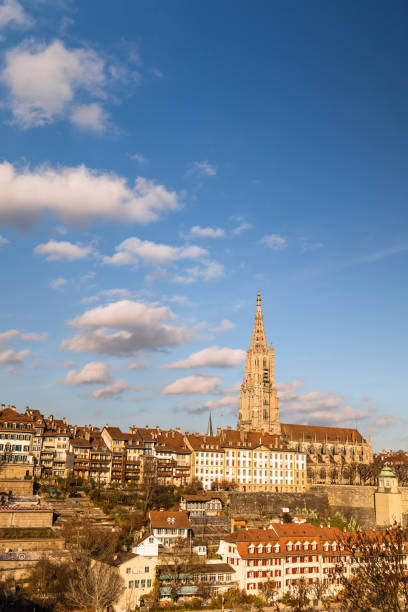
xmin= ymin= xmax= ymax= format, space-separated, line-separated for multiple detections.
xmin=374 ymin=415 xmax=396 ymax=427
xmin=0 ymin=0 xmax=33 ymax=30
xmin=204 ymin=395 xmax=239 ymax=409
xmin=168 ymin=295 xmax=191 ymax=306
xmin=100 ymin=288 xmax=133 ymax=300
xmin=300 ymin=238 xmax=323 ymax=252
xmin=173 ymin=260 xmax=224 ymax=283
xmin=360 ymin=244 xmax=408 ymax=264
xmin=261 ymin=234 xmax=287 ymax=250
xmin=177 ymin=394 xmax=239 ymax=415
xmin=70 ymin=103 xmax=109 ymax=133
xmin=188 ymin=226 xmax=225 ymax=239
xmin=211 ymin=319 xmax=235 ymax=332
xmin=91 ymin=378 xmax=134 ymax=399
xmin=162 ymin=346 xmax=245 ymax=369
xmin=0 ymin=329 xmax=46 ymax=344
xmin=277 ymin=379 xmax=371 ymax=426
xmin=61 ymin=299 xmax=194 ymax=356
xmin=190 ymin=161 xmax=217 ymax=177
xmin=129 ymin=153 xmax=147 ymax=164
xmin=1 ymin=40 xmax=107 ymax=128
xmin=0 ymin=347 xmax=29 ymax=365
xmin=34 ymin=240 xmax=94 ymax=261
xmin=63 ymin=361 xmax=111 ymax=385
xmin=0 ymin=161 xmax=180 ymax=226
xmin=0 ymin=236 xmax=9 ymax=246
xmin=104 ymin=237 xmax=207 ymax=266
xmin=231 ymin=221 xmax=252 ymax=235
xmin=49 ymin=277 xmax=67 ymax=290
xmin=161 ymin=374 xmax=223 ymax=395
xmin=129 ymin=359 xmax=146 ymax=370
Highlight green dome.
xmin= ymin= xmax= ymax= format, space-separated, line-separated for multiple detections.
xmin=378 ymin=464 xmax=397 ymax=480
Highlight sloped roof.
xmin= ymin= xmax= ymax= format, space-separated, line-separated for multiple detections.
xmin=149 ymin=510 xmax=190 ymax=529
xmin=0 ymin=408 xmax=32 ymax=423
xmin=281 ymin=423 xmax=366 ymax=444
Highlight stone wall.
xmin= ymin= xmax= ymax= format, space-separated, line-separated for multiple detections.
xmin=0 ymin=509 xmax=53 ymax=528
xmin=222 ymin=485 xmax=408 ymax=529
xmin=0 ymin=479 xmax=33 ymax=496
xmin=227 ymin=490 xmax=329 ymax=518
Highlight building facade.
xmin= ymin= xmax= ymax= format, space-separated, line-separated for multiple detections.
xmin=238 ymin=293 xmax=280 ymax=435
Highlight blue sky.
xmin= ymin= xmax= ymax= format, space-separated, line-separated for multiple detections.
xmin=0 ymin=0 xmax=407 ymax=451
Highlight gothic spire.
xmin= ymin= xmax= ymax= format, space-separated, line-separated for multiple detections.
xmin=206 ymin=411 xmax=214 ymax=436
xmin=250 ymin=291 xmax=267 ymax=351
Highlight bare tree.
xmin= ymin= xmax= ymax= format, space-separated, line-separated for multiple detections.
xmin=141 ymin=455 xmax=158 ymax=516
xmin=65 ymin=556 xmax=124 ymax=612
xmin=336 ymin=527 xmax=408 ymax=612
xmin=282 ymin=578 xmax=311 ymax=612
xmin=310 ymin=579 xmax=328 ymax=608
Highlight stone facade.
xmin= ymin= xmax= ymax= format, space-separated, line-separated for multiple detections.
xmin=238 ymin=293 xmax=280 ymax=435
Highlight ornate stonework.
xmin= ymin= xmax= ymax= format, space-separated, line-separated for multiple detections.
xmin=238 ymin=292 xmax=280 ymax=435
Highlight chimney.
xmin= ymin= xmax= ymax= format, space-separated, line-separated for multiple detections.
xmin=63 ymin=417 xmax=66 ymax=424
xmin=11 ymin=405 xmax=16 ymax=411
xmin=0 ymin=404 xmax=5 ymax=412
xmin=156 ymin=426 xmax=160 ymax=431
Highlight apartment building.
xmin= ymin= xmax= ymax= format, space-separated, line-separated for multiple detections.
xmin=218 ymin=523 xmax=347 ymax=596
xmin=0 ymin=406 xmax=34 ymax=466
xmin=186 ymin=428 xmax=306 ymax=492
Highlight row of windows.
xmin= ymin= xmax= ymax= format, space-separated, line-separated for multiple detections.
xmin=0 ymin=433 xmax=30 ymax=440
xmin=0 ymin=444 xmax=29 ymax=452
xmin=128 ymin=579 xmax=151 ymax=589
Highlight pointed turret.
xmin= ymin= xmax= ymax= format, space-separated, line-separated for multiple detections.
xmin=206 ymin=412 xmax=214 ymax=436
xmin=250 ymin=292 xmax=268 ymax=352
xmin=238 ymin=292 xmax=280 ymax=435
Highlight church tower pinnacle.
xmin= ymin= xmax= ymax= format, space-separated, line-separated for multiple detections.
xmin=238 ymin=292 xmax=280 ymax=434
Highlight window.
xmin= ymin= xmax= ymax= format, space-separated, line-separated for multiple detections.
xmin=145 ymin=566 xmax=149 ymax=573
xmin=128 ymin=581 xmax=134 ymax=588
xmin=126 ymin=568 xmax=131 ymax=574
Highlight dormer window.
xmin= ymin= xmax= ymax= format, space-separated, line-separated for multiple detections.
xmin=266 ymin=545 xmax=271 ymax=553
xmin=287 ymin=542 xmax=293 ymax=552
xmin=304 ymin=542 xmax=309 ymax=551
xmin=248 ymin=545 xmax=255 ymax=554
xmin=311 ymin=541 xmax=317 ymax=550
xmin=332 ymin=543 xmax=337 ymax=551
xmin=274 ymin=544 xmax=280 ymax=553
xmin=257 ymin=545 xmax=263 ymax=554
xmin=323 ymin=542 xmax=329 ymax=552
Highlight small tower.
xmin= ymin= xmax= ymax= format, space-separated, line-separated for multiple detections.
xmin=375 ymin=464 xmax=402 ymax=526
xmin=238 ymin=292 xmax=280 ymax=434
xmin=206 ymin=412 xmax=214 ymax=437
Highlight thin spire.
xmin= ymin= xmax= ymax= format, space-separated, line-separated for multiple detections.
xmin=206 ymin=411 xmax=214 ymax=436
xmin=250 ymin=291 xmax=267 ymax=351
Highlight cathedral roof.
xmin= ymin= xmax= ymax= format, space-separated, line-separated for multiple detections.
xmin=280 ymin=423 xmax=366 ymax=443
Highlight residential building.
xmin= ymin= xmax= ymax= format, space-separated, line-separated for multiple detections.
xmin=186 ymin=429 xmax=307 ymax=492
xmin=149 ymin=510 xmax=191 ymax=546
xmin=110 ymin=551 xmax=158 ymax=612
xmin=218 ymin=523 xmax=347 ymax=596
xmin=180 ymin=493 xmax=223 ymax=517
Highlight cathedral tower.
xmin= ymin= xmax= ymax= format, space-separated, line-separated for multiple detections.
xmin=238 ymin=292 xmax=280 ymax=434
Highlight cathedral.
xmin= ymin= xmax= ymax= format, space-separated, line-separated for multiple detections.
xmin=238 ymin=293 xmax=373 ymax=483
